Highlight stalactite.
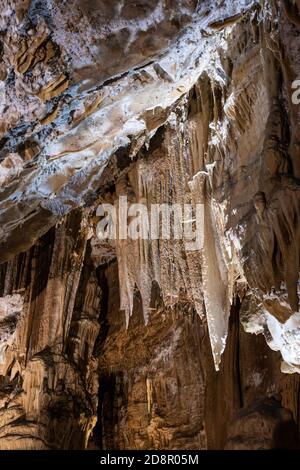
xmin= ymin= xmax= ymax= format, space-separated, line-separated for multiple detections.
xmin=0 ymin=0 xmax=300 ymax=451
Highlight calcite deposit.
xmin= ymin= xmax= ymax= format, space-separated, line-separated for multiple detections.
xmin=0 ymin=0 xmax=300 ymax=450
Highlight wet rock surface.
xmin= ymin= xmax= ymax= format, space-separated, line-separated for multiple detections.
xmin=0 ymin=0 xmax=300 ymax=450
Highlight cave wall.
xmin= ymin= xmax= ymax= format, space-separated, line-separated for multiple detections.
xmin=0 ymin=212 xmax=100 ymax=449
xmin=93 ymin=260 xmax=300 ymax=450
xmin=1 ymin=223 xmax=299 ymax=450
xmin=0 ymin=0 xmax=300 ymax=450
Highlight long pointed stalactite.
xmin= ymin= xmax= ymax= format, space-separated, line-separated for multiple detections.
xmin=0 ymin=0 xmax=300 ymax=450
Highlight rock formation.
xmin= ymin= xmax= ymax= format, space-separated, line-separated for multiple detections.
xmin=0 ymin=0 xmax=300 ymax=450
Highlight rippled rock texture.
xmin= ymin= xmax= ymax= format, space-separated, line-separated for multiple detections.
xmin=0 ymin=0 xmax=300 ymax=450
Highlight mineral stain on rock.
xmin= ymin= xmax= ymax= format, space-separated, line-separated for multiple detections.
xmin=0 ymin=0 xmax=299 ymax=450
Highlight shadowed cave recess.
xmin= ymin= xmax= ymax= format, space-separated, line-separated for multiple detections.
xmin=0 ymin=0 xmax=300 ymax=450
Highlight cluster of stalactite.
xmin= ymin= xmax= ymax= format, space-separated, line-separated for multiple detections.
xmin=0 ymin=0 xmax=300 ymax=450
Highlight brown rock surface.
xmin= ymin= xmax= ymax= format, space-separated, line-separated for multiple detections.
xmin=225 ymin=398 xmax=299 ymax=450
xmin=0 ymin=0 xmax=300 ymax=450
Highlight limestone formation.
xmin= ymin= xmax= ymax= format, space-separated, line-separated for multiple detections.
xmin=0 ymin=0 xmax=300 ymax=450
